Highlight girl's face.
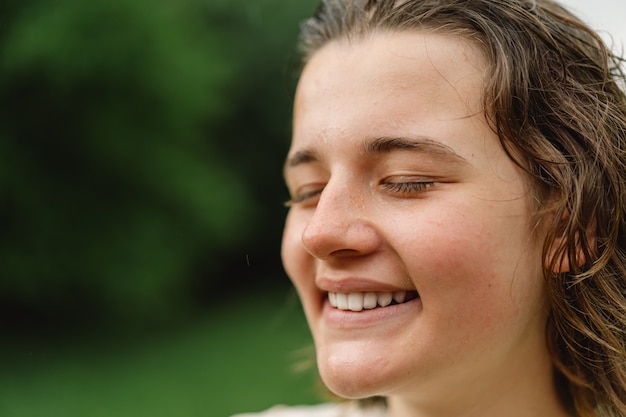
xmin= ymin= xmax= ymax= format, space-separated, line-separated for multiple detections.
xmin=282 ymin=31 xmax=555 ymax=410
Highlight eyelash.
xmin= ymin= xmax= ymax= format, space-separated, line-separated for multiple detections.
xmin=381 ymin=181 xmax=434 ymax=194
xmin=284 ymin=189 xmax=323 ymax=207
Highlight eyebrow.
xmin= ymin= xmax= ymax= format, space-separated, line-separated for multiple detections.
xmin=285 ymin=135 xmax=467 ymax=170
xmin=285 ymin=148 xmax=319 ymax=168
xmin=363 ymin=136 xmax=467 ymax=163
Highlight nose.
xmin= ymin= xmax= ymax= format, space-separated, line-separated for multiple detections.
xmin=301 ymin=180 xmax=381 ymax=260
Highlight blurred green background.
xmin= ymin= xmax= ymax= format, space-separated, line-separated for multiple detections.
xmin=0 ymin=0 xmax=324 ymax=415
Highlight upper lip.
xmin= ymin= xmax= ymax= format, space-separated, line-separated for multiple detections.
xmin=316 ymin=277 xmax=414 ymax=293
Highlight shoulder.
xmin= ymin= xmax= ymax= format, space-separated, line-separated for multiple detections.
xmin=231 ymin=401 xmax=388 ymax=417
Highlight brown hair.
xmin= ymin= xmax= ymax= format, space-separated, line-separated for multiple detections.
xmin=296 ymin=1 xmax=626 ymax=416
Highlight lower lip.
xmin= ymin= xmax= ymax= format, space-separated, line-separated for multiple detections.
xmin=322 ymin=296 xmax=422 ymax=329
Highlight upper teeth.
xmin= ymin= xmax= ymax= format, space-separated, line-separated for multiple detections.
xmin=328 ymin=291 xmax=409 ymax=311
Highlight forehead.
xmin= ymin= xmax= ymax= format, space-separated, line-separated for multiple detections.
xmin=290 ymin=30 xmax=490 ymax=161
xmin=298 ymin=30 xmax=486 ymax=94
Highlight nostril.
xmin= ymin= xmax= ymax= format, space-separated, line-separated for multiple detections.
xmin=329 ymin=248 xmax=364 ymax=258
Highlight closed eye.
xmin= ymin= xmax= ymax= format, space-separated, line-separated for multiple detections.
xmin=284 ymin=187 xmax=324 ymax=207
xmin=381 ymin=181 xmax=435 ymax=195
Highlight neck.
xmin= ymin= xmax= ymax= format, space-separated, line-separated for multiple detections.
xmin=386 ymin=355 xmax=572 ymax=417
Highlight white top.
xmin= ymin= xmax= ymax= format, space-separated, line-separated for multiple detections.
xmin=231 ymin=402 xmax=388 ymax=417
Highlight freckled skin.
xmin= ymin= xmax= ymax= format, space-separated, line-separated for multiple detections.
xmin=282 ymin=32 xmax=569 ymax=417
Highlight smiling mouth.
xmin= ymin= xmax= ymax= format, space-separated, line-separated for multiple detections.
xmin=327 ymin=291 xmax=419 ymax=311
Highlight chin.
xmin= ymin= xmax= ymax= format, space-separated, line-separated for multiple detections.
xmin=316 ymin=343 xmax=397 ymax=399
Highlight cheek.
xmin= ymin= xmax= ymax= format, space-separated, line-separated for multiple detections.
xmin=282 ymin=212 xmax=333 ymax=352
xmin=281 ymin=211 xmax=316 ymax=301
xmin=424 ymin=235 xmax=505 ymax=321
xmin=394 ymin=208 xmax=544 ymax=334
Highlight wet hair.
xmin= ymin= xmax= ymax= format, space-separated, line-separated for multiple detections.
xmin=296 ymin=1 xmax=626 ymax=416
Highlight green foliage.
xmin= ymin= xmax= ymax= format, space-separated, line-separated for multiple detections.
xmin=0 ymin=0 xmax=317 ymax=323
xmin=0 ymin=291 xmax=321 ymax=417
